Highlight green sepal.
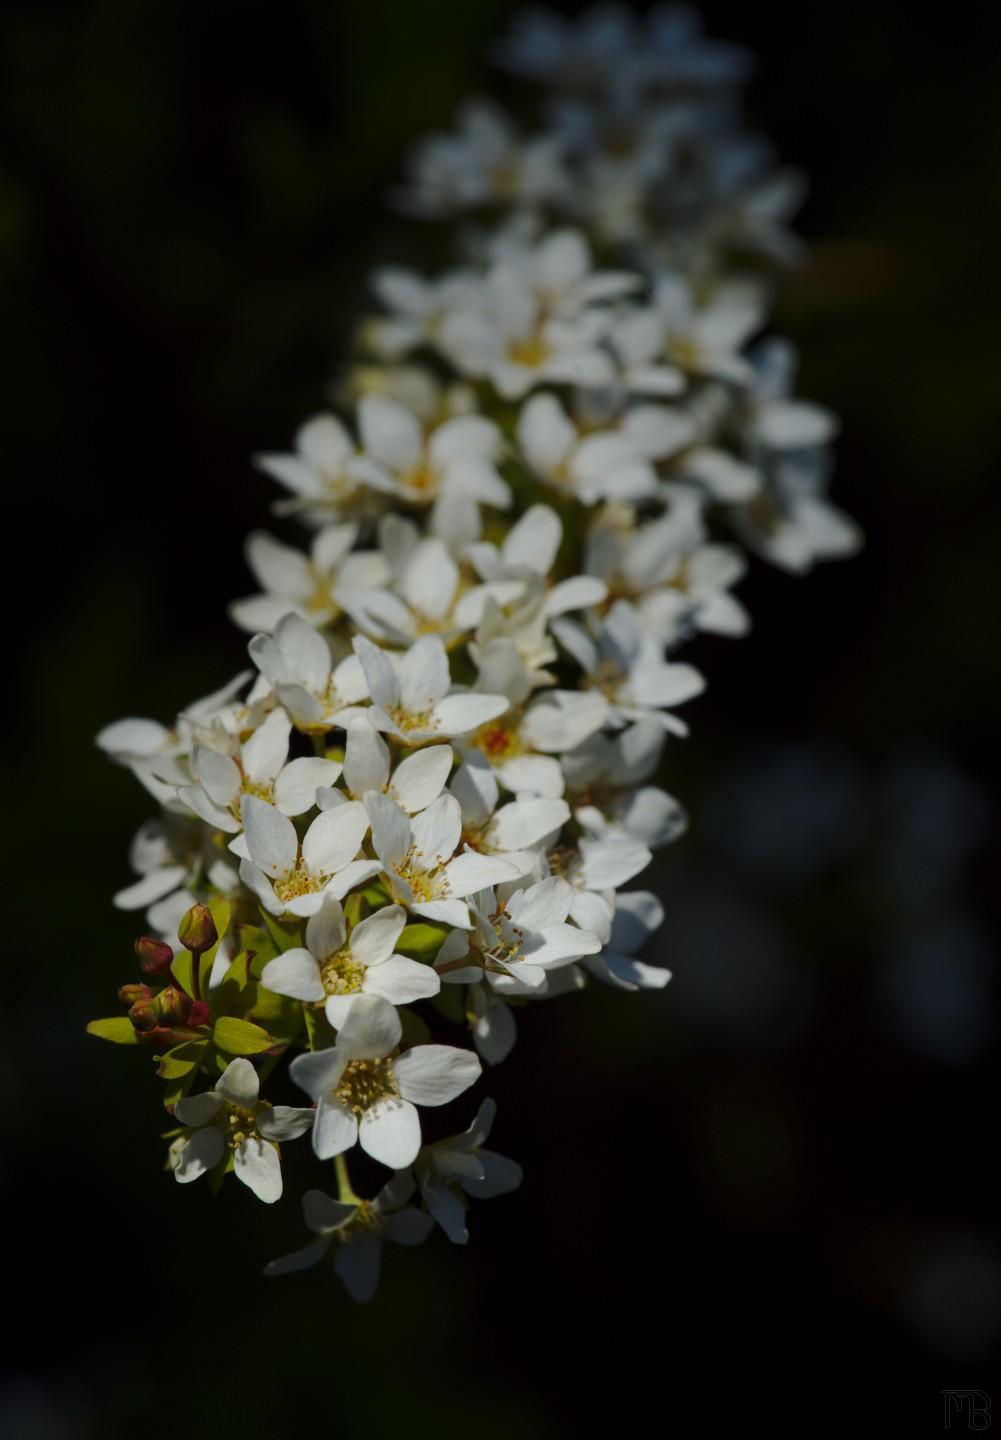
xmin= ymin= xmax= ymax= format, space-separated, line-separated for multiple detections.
xmin=86 ymin=1017 xmax=140 ymax=1045
xmin=397 ymin=922 xmax=449 ymax=963
xmin=260 ymin=910 xmax=305 ymax=954
xmin=343 ymin=891 xmax=367 ymax=929
xmin=234 ymin=923 xmax=279 ymax=972
xmin=304 ymin=1006 xmax=336 ymax=1052
xmin=360 ymin=879 xmax=392 ymax=909
xmin=398 ymin=1008 xmax=432 ymax=1049
xmin=212 ymin=1015 xmax=274 ymax=1055
xmin=163 ymin=1070 xmax=197 ymax=1112
xmin=156 ymin=1040 xmax=208 ymax=1079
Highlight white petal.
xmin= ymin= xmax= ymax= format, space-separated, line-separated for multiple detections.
xmin=521 ymin=691 xmax=609 ymax=752
xmin=313 ymin=1097 xmax=359 ymax=1159
xmin=257 ymin=1106 xmax=316 ymax=1141
xmin=352 ymin=635 xmax=399 ymax=710
xmin=410 ymin=793 xmax=462 ymax=869
xmin=399 ymin=635 xmax=450 ymax=714
xmin=444 ymin=850 xmax=521 ymax=897
xmin=241 ymin=708 xmax=292 ymax=786
xmin=337 ymin=993 xmax=402 ymax=1059
xmin=489 ymin=797 xmax=569 ymax=851
xmin=344 ymin=716 xmax=390 ymax=797
xmin=173 ymin=1091 xmax=224 ymax=1127
xmin=432 ymin=692 xmax=508 ymax=735
xmin=174 ymin=1127 xmax=225 ymax=1183
xmin=350 ymin=904 xmax=406 ymax=966
xmin=241 ymin=796 xmax=298 ymax=878
xmin=289 ymin=1046 xmax=347 ymax=1101
xmin=216 ymin=1057 xmax=261 ymax=1107
xmin=390 ymin=744 xmax=453 ymax=813
xmin=358 ymin=393 xmax=422 ymax=471
xmin=365 ymin=953 xmax=441 ymax=1005
xmin=394 ymin=1044 xmax=481 ymax=1105
xmin=274 ymin=757 xmax=343 ymax=815
xmin=365 ymin=791 xmax=412 ymax=869
xmin=234 ymin=1137 xmax=283 ymax=1203
xmin=359 ymin=1099 xmax=422 ymax=1168
xmin=261 ymin=948 xmax=325 ymax=1002
xmin=301 ymin=802 xmax=368 ymax=876
xmin=334 ymin=1236 xmax=382 ymax=1302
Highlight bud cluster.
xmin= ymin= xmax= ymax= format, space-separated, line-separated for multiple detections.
xmin=89 ymin=6 xmax=858 ymax=1299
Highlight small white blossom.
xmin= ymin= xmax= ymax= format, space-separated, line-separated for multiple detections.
xmin=172 ymin=1058 xmax=314 ymax=1203
xmin=290 ymin=994 xmax=482 ymax=1169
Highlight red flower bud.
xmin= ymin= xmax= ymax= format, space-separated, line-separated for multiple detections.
xmin=128 ymin=998 xmax=159 ymax=1032
xmin=187 ymin=1000 xmax=211 ymax=1029
xmin=119 ymin=983 xmax=153 ymax=1005
xmin=135 ymin=936 xmax=174 ymax=975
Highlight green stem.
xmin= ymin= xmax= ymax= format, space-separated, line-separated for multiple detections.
xmin=335 ymin=1152 xmax=360 ymax=1205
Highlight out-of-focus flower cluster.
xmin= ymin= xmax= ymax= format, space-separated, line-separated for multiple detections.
xmin=89 ymin=4 xmax=859 ymax=1299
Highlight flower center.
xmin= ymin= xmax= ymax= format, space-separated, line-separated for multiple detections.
xmin=400 ymin=461 xmax=440 ymax=500
xmin=396 ymin=845 xmax=448 ymax=902
xmin=388 ymin=704 xmax=438 ymax=734
xmin=320 ymin=947 xmax=366 ymax=996
xmin=507 ymin=331 xmax=551 ymax=368
xmin=274 ymin=863 xmax=327 ymax=903
xmin=475 ymin=720 xmax=524 ymax=761
xmin=222 ymin=1103 xmax=262 ymax=1149
xmin=335 ymin=1058 xmax=399 ymax=1115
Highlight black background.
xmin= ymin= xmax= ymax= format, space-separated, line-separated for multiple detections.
xmin=1 ymin=0 xmax=999 ymax=1434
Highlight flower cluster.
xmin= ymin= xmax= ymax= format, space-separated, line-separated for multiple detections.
xmin=89 ymin=5 xmax=859 ymax=1299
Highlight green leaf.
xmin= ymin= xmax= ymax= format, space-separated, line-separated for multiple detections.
xmin=157 ymin=1040 xmax=208 ymax=1079
xmin=212 ymin=1016 xmax=273 ymax=1055
xmin=260 ymin=910 xmax=305 ymax=954
xmin=397 ymin=922 xmax=449 ymax=963
xmin=170 ymin=949 xmax=195 ymax=998
xmin=86 ymin=1017 xmax=139 ymax=1045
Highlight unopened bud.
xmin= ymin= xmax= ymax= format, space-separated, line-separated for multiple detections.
xmin=177 ymin=904 xmax=217 ymax=955
xmin=119 ymin=983 xmax=153 ymax=1006
xmin=152 ymin=987 xmax=192 ymax=1027
xmin=135 ymin=936 xmax=174 ymax=975
xmin=129 ymin=998 xmax=159 ymax=1032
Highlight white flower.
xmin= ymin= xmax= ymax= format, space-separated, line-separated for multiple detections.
xmin=232 ymin=795 xmax=380 ymax=917
xmin=366 ymin=791 xmax=523 ymax=929
xmin=261 ymin=895 xmax=440 ymax=1026
xmin=264 ymin=1173 xmax=433 ymax=1301
xmin=400 ymin=99 xmax=571 ymax=217
xmin=349 ymin=394 xmax=510 ymax=511
xmin=330 ymin=714 xmax=453 ymax=814
xmin=418 ymin=1097 xmax=523 ymax=1244
xmin=365 ymin=268 xmax=483 ymax=361
xmin=517 ymin=393 xmax=660 ymax=504
xmin=249 ymin=612 xmax=369 ymax=731
xmin=464 ymin=876 xmax=603 ymax=993
xmin=180 ymin=707 xmax=342 ymax=834
xmin=172 ymin=1058 xmax=313 ymax=1204
xmin=290 ymin=993 xmax=482 ymax=1169
xmin=450 ymin=752 xmax=569 ymax=869
xmin=353 ymin=633 xmax=509 ymax=743
xmin=581 ymin=890 xmax=672 ymax=991
xmin=255 ymin=414 xmax=370 ymax=523
xmin=554 ymin=599 xmax=705 ymax=734
xmin=228 ymin=525 xmax=388 ymax=633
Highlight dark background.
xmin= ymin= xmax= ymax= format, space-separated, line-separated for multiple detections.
xmin=2 ymin=0 xmax=999 ymax=1433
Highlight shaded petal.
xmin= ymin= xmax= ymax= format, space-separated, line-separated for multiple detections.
xmin=234 ymin=1137 xmax=283 ymax=1203
xmin=395 ymin=1044 xmax=481 ymax=1106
